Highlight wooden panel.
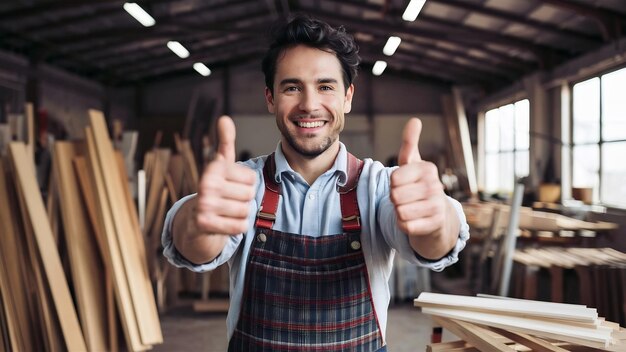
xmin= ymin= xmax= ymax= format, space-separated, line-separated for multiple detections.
xmin=88 ymin=110 xmax=162 ymax=346
xmin=85 ymin=127 xmax=149 ymax=351
xmin=53 ymin=141 xmax=108 ymax=351
xmin=8 ymin=142 xmax=87 ymax=351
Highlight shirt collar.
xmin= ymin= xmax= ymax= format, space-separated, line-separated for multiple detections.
xmin=272 ymin=141 xmax=348 ymax=187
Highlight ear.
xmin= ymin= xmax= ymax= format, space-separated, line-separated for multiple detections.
xmin=343 ymin=84 xmax=354 ymax=113
xmin=265 ymin=87 xmax=275 ymax=114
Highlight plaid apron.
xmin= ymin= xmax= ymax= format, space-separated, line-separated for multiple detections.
xmin=228 ymin=153 xmax=385 ymax=352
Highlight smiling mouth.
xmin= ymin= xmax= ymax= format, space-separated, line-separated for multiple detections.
xmin=295 ymin=121 xmax=327 ymax=128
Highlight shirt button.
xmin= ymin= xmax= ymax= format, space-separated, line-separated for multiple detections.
xmin=308 ymin=194 xmax=316 ymax=200
xmin=351 ymin=241 xmax=361 ymax=250
xmin=257 ymin=233 xmax=267 ymax=243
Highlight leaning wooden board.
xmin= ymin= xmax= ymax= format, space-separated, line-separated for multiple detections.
xmin=8 ymin=142 xmax=87 ymax=351
xmin=73 ymin=156 xmax=119 ymax=352
xmin=0 ymin=159 xmax=33 ymax=351
xmin=53 ymin=141 xmax=108 ymax=351
xmin=86 ymin=127 xmax=149 ymax=351
xmin=88 ymin=110 xmax=162 ymax=346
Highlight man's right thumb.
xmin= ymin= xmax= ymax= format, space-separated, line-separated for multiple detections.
xmin=216 ymin=115 xmax=236 ymax=162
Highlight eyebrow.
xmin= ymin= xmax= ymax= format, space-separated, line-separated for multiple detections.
xmin=278 ymin=78 xmax=339 ymax=86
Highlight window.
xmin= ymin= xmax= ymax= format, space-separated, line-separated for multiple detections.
xmin=571 ymin=67 xmax=626 ymax=208
xmin=484 ymin=99 xmax=530 ymax=194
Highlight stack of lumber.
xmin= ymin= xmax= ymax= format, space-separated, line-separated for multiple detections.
xmin=416 ymin=292 xmax=625 ymax=351
xmin=0 ymin=109 xmax=162 ymax=351
xmin=141 ymin=132 xmax=230 ymax=313
xmin=142 ymin=138 xmax=196 ymax=311
xmin=513 ymin=247 xmax=626 ymax=326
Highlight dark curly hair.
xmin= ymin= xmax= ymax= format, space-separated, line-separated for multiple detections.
xmin=261 ymin=14 xmax=360 ymax=94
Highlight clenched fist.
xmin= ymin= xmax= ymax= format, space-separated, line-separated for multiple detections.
xmin=196 ymin=115 xmax=256 ymax=235
xmin=390 ymin=118 xmax=447 ymax=238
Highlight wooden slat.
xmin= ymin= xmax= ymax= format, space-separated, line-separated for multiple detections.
xmin=433 ymin=316 xmax=515 ymax=352
xmin=53 ymin=141 xmax=108 ymax=351
xmin=85 ymin=127 xmax=149 ymax=351
xmin=488 ymin=326 xmax=570 ymax=352
xmin=88 ymin=110 xmax=162 ymax=346
xmin=422 ymin=306 xmax=612 ymax=349
xmin=115 ymin=151 xmax=147 ymax=264
xmin=416 ymin=292 xmax=597 ymax=323
xmin=24 ymin=103 xmax=34 ymax=161
xmin=73 ymin=156 xmax=119 ymax=352
xmin=427 ymin=340 xmax=479 ymax=352
xmin=0 ymin=159 xmax=33 ymax=351
xmin=8 ymin=142 xmax=87 ymax=351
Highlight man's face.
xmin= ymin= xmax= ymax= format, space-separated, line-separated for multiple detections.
xmin=265 ymin=45 xmax=354 ymax=159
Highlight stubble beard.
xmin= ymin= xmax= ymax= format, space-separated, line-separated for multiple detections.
xmin=284 ymin=132 xmax=337 ymax=159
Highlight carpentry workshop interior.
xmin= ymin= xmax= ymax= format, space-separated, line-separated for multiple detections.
xmin=1 ymin=0 xmax=626 ymax=351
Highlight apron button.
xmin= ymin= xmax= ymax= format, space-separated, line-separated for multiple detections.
xmin=257 ymin=233 xmax=267 ymax=243
xmin=350 ymin=240 xmax=361 ymax=250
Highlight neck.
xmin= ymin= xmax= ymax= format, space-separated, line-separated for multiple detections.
xmin=281 ymin=141 xmax=340 ymax=185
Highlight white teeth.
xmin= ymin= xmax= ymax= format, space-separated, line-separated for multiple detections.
xmin=297 ymin=121 xmax=325 ymax=128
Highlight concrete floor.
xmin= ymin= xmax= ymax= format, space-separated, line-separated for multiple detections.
xmin=153 ymin=302 xmax=445 ymax=352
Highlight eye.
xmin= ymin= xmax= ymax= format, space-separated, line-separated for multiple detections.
xmin=284 ymin=86 xmax=300 ymax=92
xmin=320 ymin=85 xmax=334 ymax=91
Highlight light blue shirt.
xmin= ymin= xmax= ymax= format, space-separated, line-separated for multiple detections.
xmin=162 ymin=142 xmax=470 ymax=341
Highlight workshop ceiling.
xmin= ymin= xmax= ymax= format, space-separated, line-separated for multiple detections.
xmin=1 ymin=0 xmax=625 ymax=91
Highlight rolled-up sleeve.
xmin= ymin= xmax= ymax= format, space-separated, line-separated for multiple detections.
xmin=161 ymin=194 xmax=243 ymax=273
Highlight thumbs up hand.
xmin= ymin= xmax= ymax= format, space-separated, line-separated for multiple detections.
xmin=196 ymin=115 xmax=256 ymax=235
xmin=390 ymin=118 xmax=447 ymax=238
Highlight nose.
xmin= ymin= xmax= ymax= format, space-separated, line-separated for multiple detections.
xmin=298 ymin=90 xmax=321 ymax=112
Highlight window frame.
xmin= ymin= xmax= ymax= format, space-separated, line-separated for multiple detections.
xmin=569 ymin=66 xmax=626 ymax=209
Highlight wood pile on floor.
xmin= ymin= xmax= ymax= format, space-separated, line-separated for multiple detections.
xmin=0 ymin=109 xmax=162 ymax=351
xmin=511 ymin=247 xmax=626 ymax=327
xmin=416 ymin=292 xmax=625 ymax=351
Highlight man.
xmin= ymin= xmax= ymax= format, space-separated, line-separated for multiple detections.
xmin=162 ymin=14 xmax=470 ymax=351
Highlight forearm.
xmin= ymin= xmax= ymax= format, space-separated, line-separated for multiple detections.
xmin=172 ymin=196 xmax=229 ymax=265
xmin=409 ymin=199 xmax=460 ymax=260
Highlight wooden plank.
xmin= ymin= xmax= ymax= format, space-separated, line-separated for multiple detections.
xmin=85 ymin=127 xmax=149 ymax=351
xmin=88 ymin=111 xmax=162 ymax=346
xmin=488 ymin=326 xmax=570 ymax=352
xmin=144 ymin=150 xmax=166 ymax=236
xmin=73 ymin=156 xmax=119 ymax=352
xmin=422 ymin=306 xmax=612 ymax=349
xmin=0 ymin=159 xmax=33 ymax=351
xmin=53 ymin=142 xmax=108 ymax=351
xmin=167 ymin=154 xmax=184 ymax=200
xmin=24 ymin=103 xmax=34 ymax=161
xmin=115 ymin=151 xmax=147 ymax=264
xmin=0 ymin=237 xmax=20 ymax=351
xmin=427 ymin=340 xmax=478 ymax=352
xmin=433 ymin=316 xmax=514 ymax=352
xmin=416 ymin=292 xmax=598 ymax=323
xmin=9 ymin=142 xmax=87 ymax=351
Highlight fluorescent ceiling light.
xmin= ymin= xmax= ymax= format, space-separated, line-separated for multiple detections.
xmin=123 ymin=2 xmax=155 ymax=27
xmin=383 ymin=36 xmax=401 ymax=56
xmin=402 ymin=0 xmax=426 ymax=22
xmin=167 ymin=41 xmax=190 ymax=59
xmin=193 ymin=63 xmax=211 ymax=77
xmin=372 ymin=61 xmax=387 ymax=76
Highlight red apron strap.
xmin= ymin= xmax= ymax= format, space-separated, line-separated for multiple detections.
xmin=339 ymin=153 xmax=364 ymax=233
xmin=255 ymin=154 xmax=280 ymax=230
xmin=256 ymin=152 xmax=364 ymax=232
